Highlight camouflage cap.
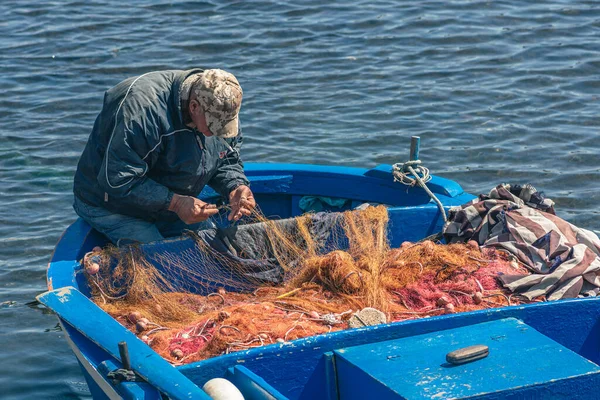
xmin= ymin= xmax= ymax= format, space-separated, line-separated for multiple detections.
xmin=192 ymin=69 xmax=243 ymax=138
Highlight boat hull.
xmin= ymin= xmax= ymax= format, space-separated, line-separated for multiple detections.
xmin=45 ymin=163 xmax=600 ymax=399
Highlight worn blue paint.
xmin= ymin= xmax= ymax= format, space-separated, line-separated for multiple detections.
xmin=297 ymin=352 xmax=338 ymax=400
xmin=97 ymin=360 xmax=162 ymax=400
xmin=235 ymin=163 xmax=468 ymax=207
xmin=37 ymin=287 xmax=210 ymax=400
xmin=362 ymin=165 xmax=464 ymax=198
xmin=64 ymin=322 xmax=126 ymax=400
xmin=226 ymin=365 xmax=287 ymax=400
xmin=334 ymin=318 xmax=600 ymax=399
xmin=43 ymin=162 xmax=600 ymax=399
xmin=178 ymin=299 xmax=600 ymax=399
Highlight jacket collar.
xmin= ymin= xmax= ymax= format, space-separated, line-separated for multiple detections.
xmin=172 ymin=68 xmax=204 ymax=130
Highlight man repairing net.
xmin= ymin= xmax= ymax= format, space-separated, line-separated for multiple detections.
xmin=73 ymin=69 xmax=256 ymax=245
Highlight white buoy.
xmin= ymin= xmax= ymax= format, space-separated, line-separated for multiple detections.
xmin=202 ymin=378 xmax=244 ymax=400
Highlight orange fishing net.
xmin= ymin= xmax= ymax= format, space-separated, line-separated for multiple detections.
xmin=84 ymin=206 xmax=531 ymax=365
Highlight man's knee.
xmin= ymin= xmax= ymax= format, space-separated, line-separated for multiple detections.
xmin=104 ymin=223 xmax=164 ymax=245
xmin=156 ymin=218 xmax=216 ymax=238
xmin=73 ymin=197 xmax=163 ymax=244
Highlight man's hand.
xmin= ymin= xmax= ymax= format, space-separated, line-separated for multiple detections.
xmin=228 ymin=185 xmax=256 ymax=221
xmin=169 ymin=194 xmax=219 ymax=224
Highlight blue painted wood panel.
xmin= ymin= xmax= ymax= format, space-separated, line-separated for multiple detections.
xmin=297 ymin=352 xmax=338 ymax=400
xmin=226 ymin=365 xmax=287 ymax=400
xmin=41 ymin=163 xmax=518 ymax=400
xmin=334 ymin=318 xmax=600 ymax=399
xmin=234 ymin=163 xmax=470 ymax=207
xmin=97 ymin=359 xmax=162 ymax=400
xmin=37 ymin=287 xmax=210 ymax=400
xmin=179 ymin=299 xmax=600 ymax=400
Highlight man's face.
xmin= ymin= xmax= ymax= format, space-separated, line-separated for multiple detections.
xmin=189 ymin=99 xmax=214 ymax=137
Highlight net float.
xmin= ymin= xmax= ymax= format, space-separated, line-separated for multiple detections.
xmin=467 ymin=240 xmax=479 ymax=250
xmin=436 ymin=296 xmax=450 ymax=307
xmin=128 ymin=311 xmax=141 ymax=323
xmin=202 ymin=378 xmax=244 ymax=400
xmin=86 ymin=262 xmax=100 ymax=275
xmin=171 ymin=348 xmax=184 ymax=359
xmin=136 ymin=321 xmax=147 ymax=333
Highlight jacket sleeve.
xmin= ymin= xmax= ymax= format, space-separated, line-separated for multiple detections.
xmin=208 ymin=128 xmax=250 ymax=198
xmin=97 ymin=108 xmax=173 ymax=213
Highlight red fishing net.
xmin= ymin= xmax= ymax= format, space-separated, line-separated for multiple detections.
xmin=84 ymin=206 xmax=532 ymax=365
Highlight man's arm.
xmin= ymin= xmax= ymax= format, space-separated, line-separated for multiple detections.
xmin=97 ymin=113 xmax=173 ymax=213
xmin=97 ymin=111 xmax=219 ymax=223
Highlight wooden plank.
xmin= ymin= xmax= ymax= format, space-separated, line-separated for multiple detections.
xmin=363 ymin=164 xmax=465 ymax=197
xmin=297 ymin=352 xmax=338 ymax=400
xmin=37 ymin=287 xmax=210 ymax=400
xmin=334 ymin=318 xmax=600 ymax=400
xmin=244 ymin=163 xmax=467 ymax=202
xmin=227 ymin=365 xmax=287 ymax=400
xmin=179 ymin=298 xmax=600 ymax=399
xmin=243 ymin=163 xmax=432 ymax=206
xmin=47 ymin=218 xmax=92 ymax=290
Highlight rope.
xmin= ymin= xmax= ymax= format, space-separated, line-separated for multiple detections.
xmin=107 ymin=368 xmax=141 ymax=383
xmin=392 ymin=160 xmax=447 ymax=223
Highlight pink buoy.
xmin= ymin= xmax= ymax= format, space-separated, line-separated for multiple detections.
xmin=128 ymin=311 xmax=141 ymax=323
xmin=86 ymin=262 xmax=100 ymax=275
xmin=436 ymin=296 xmax=450 ymax=307
xmin=136 ymin=321 xmax=147 ymax=333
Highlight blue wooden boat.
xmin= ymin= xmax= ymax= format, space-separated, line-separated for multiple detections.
xmin=41 ymin=161 xmax=600 ymax=400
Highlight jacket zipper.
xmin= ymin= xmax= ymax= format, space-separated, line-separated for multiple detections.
xmin=195 ymin=133 xmax=207 ymax=193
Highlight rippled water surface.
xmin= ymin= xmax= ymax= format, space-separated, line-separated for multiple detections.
xmin=1 ymin=0 xmax=600 ymax=398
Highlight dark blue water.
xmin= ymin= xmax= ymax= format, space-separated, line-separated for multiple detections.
xmin=1 ymin=0 xmax=599 ymax=397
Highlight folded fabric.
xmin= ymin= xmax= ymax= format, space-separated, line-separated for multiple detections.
xmin=443 ymin=184 xmax=600 ymax=300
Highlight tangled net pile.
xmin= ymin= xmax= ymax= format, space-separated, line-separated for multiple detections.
xmin=84 ymin=206 xmax=532 ymax=365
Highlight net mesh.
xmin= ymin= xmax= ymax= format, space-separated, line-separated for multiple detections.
xmin=84 ymin=205 xmax=531 ymax=365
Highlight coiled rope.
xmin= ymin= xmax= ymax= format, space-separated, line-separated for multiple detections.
xmin=392 ymin=160 xmax=447 ymax=223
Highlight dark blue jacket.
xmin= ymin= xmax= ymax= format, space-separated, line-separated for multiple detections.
xmin=73 ymin=69 xmax=249 ymax=221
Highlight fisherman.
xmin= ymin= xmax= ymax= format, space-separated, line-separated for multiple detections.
xmin=72 ymin=69 xmax=256 ymax=245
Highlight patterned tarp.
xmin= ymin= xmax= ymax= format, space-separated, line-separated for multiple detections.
xmin=443 ymin=184 xmax=600 ymax=300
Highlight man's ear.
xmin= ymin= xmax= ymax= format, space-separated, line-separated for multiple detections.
xmin=189 ymin=99 xmax=200 ymax=116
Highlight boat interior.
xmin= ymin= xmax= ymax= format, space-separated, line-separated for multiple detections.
xmin=42 ymin=163 xmax=600 ymax=399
